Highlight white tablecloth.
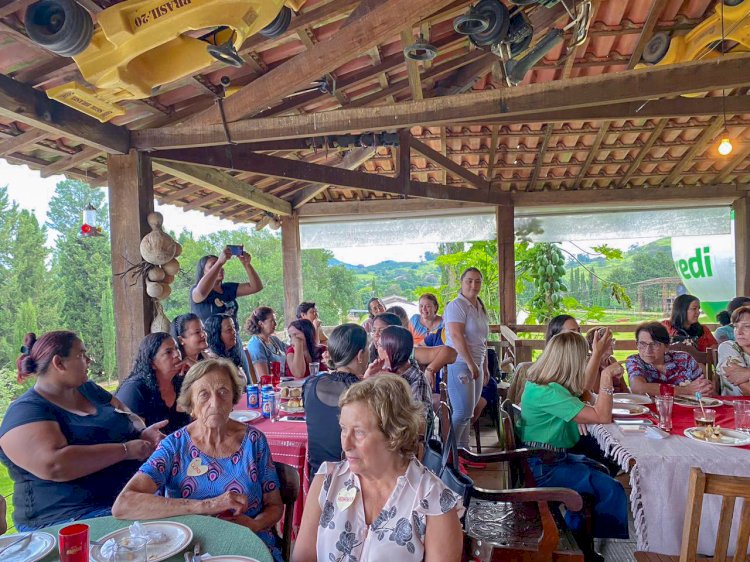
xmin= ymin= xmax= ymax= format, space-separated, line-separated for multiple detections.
xmin=589 ymin=423 xmax=750 ymax=556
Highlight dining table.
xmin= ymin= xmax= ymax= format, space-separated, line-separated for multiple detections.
xmin=589 ymin=394 xmax=750 ymax=557
xmin=235 ymin=396 xmax=310 ymax=537
xmin=35 ymin=514 xmax=273 ymax=561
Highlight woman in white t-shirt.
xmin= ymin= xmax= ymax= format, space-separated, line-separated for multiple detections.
xmin=718 ymin=305 xmax=750 ymax=396
xmin=443 ymin=267 xmax=490 ymax=449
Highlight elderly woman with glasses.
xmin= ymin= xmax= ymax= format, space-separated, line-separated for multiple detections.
xmin=626 ymin=322 xmax=712 ymax=396
xmin=717 ymin=305 xmax=750 ymax=396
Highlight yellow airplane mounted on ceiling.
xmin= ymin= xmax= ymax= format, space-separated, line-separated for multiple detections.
xmin=24 ymin=0 xmax=306 ymax=121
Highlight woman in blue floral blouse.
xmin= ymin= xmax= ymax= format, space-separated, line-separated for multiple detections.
xmin=293 ymin=374 xmax=462 ymax=562
xmin=113 ymin=359 xmax=284 ymax=561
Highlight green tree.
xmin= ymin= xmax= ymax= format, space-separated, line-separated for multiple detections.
xmin=46 ymin=179 xmax=107 ymax=235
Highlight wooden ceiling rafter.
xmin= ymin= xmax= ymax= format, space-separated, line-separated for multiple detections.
xmin=181 ymin=0 xmax=458 ymax=126
xmin=663 ymin=117 xmax=727 ymax=186
xmin=618 ymin=119 xmax=668 ymax=188
xmin=0 ymin=127 xmax=47 ymax=155
xmin=153 ymin=145 xmax=511 ymax=205
xmin=527 ymin=125 xmax=553 ymax=191
xmin=135 ymin=54 xmax=750 ymax=149
xmin=409 ymin=135 xmax=490 ymax=190
xmin=40 ymin=146 xmax=103 ymax=177
xmin=627 ymin=0 xmax=669 ymax=70
xmin=400 ymin=29 xmax=424 ymax=101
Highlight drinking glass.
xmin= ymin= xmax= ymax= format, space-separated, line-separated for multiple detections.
xmin=655 ymin=395 xmax=674 ymax=431
xmin=309 ymin=362 xmax=320 ymax=377
xmin=59 ymin=523 xmax=89 ymax=562
xmin=733 ymin=401 xmax=750 ymax=432
xmin=271 ymin=391 xmax=282 ymax=422
xmin=112 ymin=537 xmax=148 ymax=562
xmin=693 ymin=408 xmax=716 ymax=427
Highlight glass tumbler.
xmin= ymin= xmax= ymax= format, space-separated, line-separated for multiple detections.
xmin=271 ymin=391 xmax=282 ymax=422
xmin=733 ymin=401 xmax=750 ymax=432
xmin=309 ymin=362 xmax=320 ymax=377
xmin=59 ymin=523 xmax=89 ymax=562
xmin=655 ymin=395 xmax=674 ymax=431
xmin=112 ymin=536 xmax=148 ymax=562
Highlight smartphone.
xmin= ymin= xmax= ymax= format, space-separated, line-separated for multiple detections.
xmin=228 ymin=244 xmax=243 ymax=256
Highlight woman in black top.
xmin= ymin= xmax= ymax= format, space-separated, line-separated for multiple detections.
xmin=303 ymin=324 xmax=383 ymax=477
xmin=204 ymin=313 xmax=249 ymax=383
xmin=0 ymin=331 xmax=165 ymax=530
xmin=116 ymin=333 xmax=191 ymax=434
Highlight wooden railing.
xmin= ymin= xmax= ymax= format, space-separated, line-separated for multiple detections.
xmin=490 ymin=323 xmax=719 ymax=366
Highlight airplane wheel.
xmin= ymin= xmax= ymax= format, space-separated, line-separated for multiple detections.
xmin=642 ymin=31 xmax=671 ymax=64
xmin=25 ymin=0 xmax=93 ymax=57
xmin=260 ymin=6 xmax=291 ymax=38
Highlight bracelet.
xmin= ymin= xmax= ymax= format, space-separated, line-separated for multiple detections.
xmin=122 ymin=442 xmax=128 ymax=457
xmin=600 ymin=386 xmax=615 ymax=396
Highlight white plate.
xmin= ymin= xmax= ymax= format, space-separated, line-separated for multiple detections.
xmin=613 ymin=393 xmax=652 ymax=405
xmin=229 ymin=410 xmax=262 ymax=423
xmin=673 ymin=396 xmax=723 ymax=408
xmin=280 ymin=404 xmax=304 ymax=414
xmin=684 ymin=426 xmax=750 ymax=447
xmin=0 ymin=532 xmax=55 ymax=562
xmin=204 ymin=555 xmax=260 ymax=562
xmin=91 ymin=521 xmax=193 ymax=562
xmin=612 ymin=404 xmax=650 ymax=417
xmin=278 ymin=379 xmax=304 ymax=388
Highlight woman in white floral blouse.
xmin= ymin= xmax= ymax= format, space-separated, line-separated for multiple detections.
xmin=293 ymin=375 xmax=462 ymax=562
xmin=718 ymin=305 xmax=750 ymax=396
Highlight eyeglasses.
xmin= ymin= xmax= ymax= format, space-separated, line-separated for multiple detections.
xmin=637 ymin=341 xmax=663 ymax=350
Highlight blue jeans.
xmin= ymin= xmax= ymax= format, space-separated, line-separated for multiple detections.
xmin=447 ymin=361 xmax=484 ymax=449
xmin=15 ymin=506 xmax=113 ymax=532
xmin=528 ymin=453 xmax=629 ymax=539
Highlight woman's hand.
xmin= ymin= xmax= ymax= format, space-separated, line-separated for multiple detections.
xmin=364 ymin=358 xmax=386 ymax=378
xmin=124 ymin=439 xmax=156 ymax=461
xmin=140 ymin=420 xmax=168 ymax=446
xmin=203 ymin=491 xmax=249 ymax=516
xmin=218 ymin=513 xmax=262 ymax=532
xmin=724 ymin=362 xmax=750 ymax=386
xmin=469 ymin=362 xmax=481 ymax=381
xmin=601 ymin=362 xmax=623 ymax=381
xmin=677 ymin=377 xmax=714 ymax=396
xmin=290 ymin=331 xmax=307 ymax=351
xmin=591 ymin=328 xmax=613 ymax=357
xmin=237 ymin=251 xmax=251 ymax=266
xmin=218 ymin=247 xmax=232 ymax=265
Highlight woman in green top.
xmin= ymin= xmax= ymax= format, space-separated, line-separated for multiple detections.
xmin=518 ymin=331 xmax=628 ymax=562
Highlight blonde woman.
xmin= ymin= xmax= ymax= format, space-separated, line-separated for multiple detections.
xmin=518 ymin=332 xmax=628 ymax=561
xmin=294 ymin=375 xmax=462 ymax=562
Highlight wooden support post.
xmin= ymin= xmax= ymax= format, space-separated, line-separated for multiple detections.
xmin=496 ymin=205 xmax=516 ymax=325
xmin=281 ymin=213 xmax=303 ymax=324
xmin=734 ymin=196 xmax=750 ymax=296
xmin=108 ymin=150 xmax=154 ymax=380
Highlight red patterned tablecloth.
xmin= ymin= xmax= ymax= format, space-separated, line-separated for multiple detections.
xmin=235 ymin=397 xmax=310 ymax=536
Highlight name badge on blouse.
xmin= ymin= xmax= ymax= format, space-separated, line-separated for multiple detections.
xmin=335 ymin=487 xmax=358 ymax=511
xmin=187 ymin=458 xmax=209 ymax=477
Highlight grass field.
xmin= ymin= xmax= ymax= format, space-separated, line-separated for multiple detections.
xmin=1 ymin=463 xmax=13 ymax=531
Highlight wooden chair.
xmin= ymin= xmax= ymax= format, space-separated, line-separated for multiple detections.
xmin=635 ymin=467 xmax=750 ymax=562
xmin=274 ymin=461 xmax=300 ymax=562
xmin=244 ymin=349 xmax=259 ymax=384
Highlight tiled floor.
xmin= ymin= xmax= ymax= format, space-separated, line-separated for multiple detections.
xmin=468 ymin=419 xmax=638 ymax=561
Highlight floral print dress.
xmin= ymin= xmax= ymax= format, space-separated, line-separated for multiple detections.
xmin=315 ymin=458 xmax=462 ymax=562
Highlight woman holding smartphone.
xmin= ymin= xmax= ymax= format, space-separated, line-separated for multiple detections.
xmin=191 ymin=246 xmax=264 ymax=374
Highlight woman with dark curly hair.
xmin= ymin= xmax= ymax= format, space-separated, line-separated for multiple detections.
xmin=662 ymin=294 xmax=718 ymax=352
xmin=116 ymin=333 xmax=192 ymax=434
xmin=171 ymin=313 xmax=208 ymax=372
xmin=246 ymin=306 xmax=287 ymax=378
xmin=204 ymin=313 xmax=248 ymax=383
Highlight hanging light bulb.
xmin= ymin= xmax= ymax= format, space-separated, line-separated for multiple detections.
xmin=718 ymin=137 xmax=733 ymax=156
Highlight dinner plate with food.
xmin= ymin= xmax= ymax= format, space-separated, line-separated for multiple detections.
xmin=683 ymin=426 xmax=750 ymax=447
xmin=613 ymin=393 xmax=652 ymax=405
xmin=673 ymin=395 xmax=723 ymax=408
xmin=611 ymin=403 xmax=650 ymax=417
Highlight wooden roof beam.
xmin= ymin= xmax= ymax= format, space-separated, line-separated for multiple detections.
xmin=527 ymin=125 xmax=553 ymax=191
xmin=159 ymin=184 xmax=204 ymax=204
xmin=400 ymin=29 xmax=424 ymax=101
xmin=181 ymin=0 xmax=458 ymax=125
xmin=138 ymin=55 xmax=750 ymax=149
xmin=0 ymin=128 xmax=47 ymax=155
xmin=618 ymin=119 xmax=668 ymax=187
xmin=663 ymin=118 xmax=726 ymax=186
xmin=153 ymin=146 xmax=511 ymax=206
xmin=572 ymin=121 xmax=610 ymax=189
xmin=182 ymin=192 xmax=223 ymax=212
xmin=713 ymin=135 xmax=750 ymax=184
xmin=40 ymin=146 xmax=103 ymax=178
xmin=291 ymin=147 xmax=376 ymax=208
xmin=628 ymin=0 xmax=669 ymax=69
xmin=0 ymin=74 xmax=129 ymax=154
xmin=152 ymin=160 xmax=293 ymax=216
xmin=410 ymin=135 xmax=490 ymax=190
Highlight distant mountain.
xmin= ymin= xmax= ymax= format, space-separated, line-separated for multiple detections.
xmin=328 ymin=256 xmax=441 ymax=298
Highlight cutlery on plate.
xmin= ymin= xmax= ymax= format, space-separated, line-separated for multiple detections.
xmin=0 ymin=533 xmax=32 ymax=556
